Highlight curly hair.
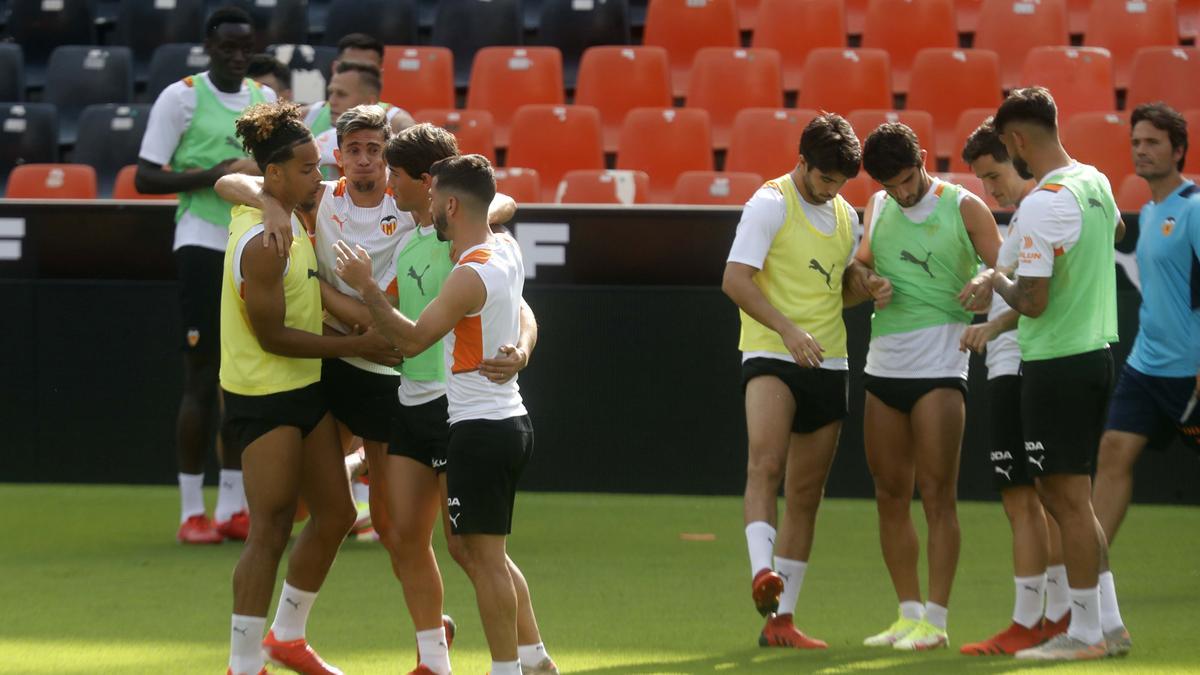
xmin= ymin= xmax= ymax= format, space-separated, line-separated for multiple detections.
xmin=235 ymin=101 xmax=313 ymax=170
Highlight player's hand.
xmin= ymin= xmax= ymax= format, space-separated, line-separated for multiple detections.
xmin=959 ymin=321 xmax=997 ymax=354
xmin=479 ymin=344 xmax=527 ymax=384
xmin=356 ymin=327 xmax=403 ymax=367
xmin=261 ymin=197 xmax=294 ymax=258
xmin=867 ymin=273 xmax=893 ymax=310
xmin=333 ymin=240 xmax=374 ymax=293
xmin=958 ymin=269 xmax=994 ymax=311
xmin=783 ymin=326 xmax=824 ymax=368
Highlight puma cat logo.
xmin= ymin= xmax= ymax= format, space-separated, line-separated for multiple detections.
xmin=808 ymin=258 xmax=836 ymax=289
xmin=408 ymin=264 xmax=431 ymax=296
xmin=900 ymin=249 xmax=934 ymax=278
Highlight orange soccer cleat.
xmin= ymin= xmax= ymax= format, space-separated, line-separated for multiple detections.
xmin=216 ymin=510 xmax=251 ymax=541
xmin=1041 ymin=612 xmax=1070 ymax=640
xmin=751 ymin=568 xmax=785 ymax=617
xmin=759 ymin=613 xmax=828 ymax=649
xmin=960 ymin=621 xmax=1045 ymax=655
xmin=262 ymin=630 xmax=343 ymax=675
xmin=227 ymin=669 xmax=267 ymax=675
xmin=177 ymin=514 xmax=223 ymax=544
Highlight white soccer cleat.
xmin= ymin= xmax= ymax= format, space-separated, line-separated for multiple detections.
xmin=1015 ymin=632 xmax=1107 ymax=660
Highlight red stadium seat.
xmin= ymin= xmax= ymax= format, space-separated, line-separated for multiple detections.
xmin=643 ymin=0 xmax=739 ymax=97
xmin=112 ymin=165 xmax=172 ymax=200
xmin=1067 ymin=0 xmax=1090 ymax=34
xmin=839 ymin=173 xmax=882 ymax=209
xmin=414 ymin=109 xmax=496 ymax=162
xmin=956 ymin=0 xmax=986 ymax=32
xmin=1180 ymin=0 xmax=1200 ymax=38
xmin=616 ymin=107 xmax=714 ymax=203
xmin=974 ymin=0 xmax=1069 ymax=90
xmin=1084 ymin=0 xmax=1178 ymax=89
xmin=737 ymin=0 xmax=762 ymax=29
xmin=1116 ymin=173 xmax=1152 ymax=211
xmin=939 ymin=172 xmax=1002 ymax=210
xmin=574 ymin=46 xmax=673 ymax=153
xmin=725 ymin=108 xmax=819 ymax=179
xmin=862 ymin=0 xmax=956 ymax=93
xmin=1020 ymin=46 xmax=1116 ymax=126
xmin=380 ymin=46 xmax=455 ymax=113
xmin=797 ymin=49 xmax=893 ymax=117
xmin=847 ymin=110 xmax=937 ymax=169
xmin=6 ymin=163 xmax=96 ymax=199
xmin=494 ymin=167 xmax=542 ymax=204
xmin=750 ymin=0 xmax=847 ymax=92
xmin=847 ymin=0 xmax=870 ymax=34
xmin=1127 ymin=47 xmax=1200 ymax=113
xmin=947 ymin=108 xmax=998 ymax=172
xmin=686 ymin=48 xmax=783 ymax=149
xmin=465 ymin=47 xmax=565 ymax=148
xmin=506 ymin=104 xmax=605 ymax=203
xmin=1186 ymin=110 xmax=1200 ymax=174
xmin=556 ymin=169 xmax=651 ymax=204
xmin=1062 ymin=111 xmax=1133 ymax=188
xmin=907 ymin=49 xmax=1003 ymax=161
xmin=673 ymin=171 xmax=764 ymax=205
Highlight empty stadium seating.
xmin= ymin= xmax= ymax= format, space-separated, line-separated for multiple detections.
xmin=6 ymin=163 xmax=98 ymax=199
xmin=939 ymin=172 xmax=1002 ymax=210
xmin=1062 ymin=111 xmax=1133 ymax=187
xmin=493 ymin=167 xmax=542 ymax=203
xmin=506 ymin=104 xmax=605 ymax=202
xmin=616 ymin=108 xmax=714 ymax=203
xmin=847 ymin=110 xmax=937 ymax=169
xmin=0 ymin=44 xmax=24 ymax=102
xmin=557 ymin=169 xmax=651 ymax=204
xmin=685 ymin=48 xmax=782 ymax=149
xmin=466 ymin=47 xmax=565 ymax=148
xmin=907 ymin=49 xmax=1003 ymax=160
xmin=322 ymin=0 xmax=418 ymax=46
xmin=114 ymin=0 xmax=205 ymax=76
xmin=862 ymin=0 xmax=956 ymax=93
xmin=44 ymin=46 xmax=134 ymax=146
xmin=1020 ymin=46 xmax=1115 ymax=126
xmin=1126 ymin=47 xmax=1200 ymax=113
xmin=112 ymin=164 xmax=172 ymax=200
xmin=71 ymin=104 xmax=151 ymax=197
xmin=574 ymin=46 xmax=673 ymax=153
xmin=725 ymin=108 xmax=818 ymax=180
xmin=673 ymin=171 xmax=764 ymax=205
xmin=432 ymin=0 xmax=524 ymax=87
xmin=796 ymin=49 xmax=893 ymax=117
xmin=380 ymin=47 xmax=456 ymax=114
xmin=1084 ymin=0 xmax=1178 ymax=89
xmin=973 ymin=0 xmax=1069 ymax=90
xmin=537 ymin=0 xmax=632 ymax=87
xmin=7 ymin=0 xmax=96 ymax=74
xmin=750 ymin=0 xmax=847 ymax=93
xmin=414 ymin=109 xmax=497 ymax=162
xmin=643 ymin=0 xmax=739 ymax=97
xmin=0 ymin=103 xmax=59 ymax=196
xmin=145 ymin=43 xmax=210 ymax=103
xmin=1116 ymin=173 xmax=1152 ymax=211
xmin=947 ymin=108 xmax=998 ymax=172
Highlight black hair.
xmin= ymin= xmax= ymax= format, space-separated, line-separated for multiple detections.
xmin=247 ymin=54 xmax=291 ymax=90
xmin=205 ymin=6 xmax=253 ymax=39
xmin=1131 ymin=102 xmax=1189 ymax=172
xmin=961 ymin=117 xmax=1009 ymax=165
xmin=993 ymin=86 xmax=1058 ymax=134
xmin=429 ymin=154 xmax=496 ymax=209
xmin=235 ymin=101 xmax=313 ymax=171
xmin=336 ymin=33 xmax=384 ymax=60
xmin=334 ymin=60 xmax=382 ymax=95
xmin=862 ymin=123 xmax=923 ymax=182
xmin=386 ymin=123 xmax=460 ymax=179
xmin=800 ymin=113 xmax=861 ymax=178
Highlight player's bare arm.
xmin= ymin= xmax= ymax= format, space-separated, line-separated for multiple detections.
xmin=215 ymin=173 xmax=323 ymax=256
xmin=842 ymin=259 xmax=893 ymax=309
xmin=240 ymin=235 xmax=399 ymax=364
xmin=487 ymin=193 xmax=518 ymax=226
xmin=319 ymin=278 xmax=373 ymax=330
xmin=959 ymin=308 xmax=1019 ymax=353
xmin=723 ymin=261 xmax=824 ymax=368
xmin=957 ymin=195 xmax=1004 ymax=311
xmin=991 ymin=273 xmax=1049 ymax=318
xmin=135 ymin=157 xmax=258 ymax=195
xmin=479 ymin=299 xmax=538 ymax=384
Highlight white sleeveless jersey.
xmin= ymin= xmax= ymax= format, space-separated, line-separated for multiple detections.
xmin=314 ymin=177 xmax=416 ymax=374
xmin=986 ymin=222 xmax=1021 ymax=379
xmin=444 ymin=235 xmax=528 ymax=425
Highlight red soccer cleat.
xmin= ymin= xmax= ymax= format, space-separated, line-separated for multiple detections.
xmin=751 ymin=568 xmax=785 ymax=617
xmin=1041 ymin=613 xmax=1069 ymax=641
xmin=960 ymin=621 xmax=1045 ymax=655
xmin=407 ymin=666 xmax=437 ymax=675
xmin=227 ymin=669 xmax=267 ymax=675
xmin=216 ymin=510 xmax=251 ymax=541
xmin=177 ymin=514 xmax=223 ymax=544
xmin=759 ymin=613 xmax=828 ymax=649
xmin=442 ymin=615 xmax=456 ymax=649
xmin=262 ymin=630 xmax=343 ymax=675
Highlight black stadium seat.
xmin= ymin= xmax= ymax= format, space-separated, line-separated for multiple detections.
xmin=267 ymin=44 xmax=337 ymax=104
xmin=431 ymin=0 xmax=524 ymax=87
xmin=44 ymin=46 xmax=135 ymax=146
xmin=0 ymin=43 xmax=25 ymax=101
xmin=321 ymin=0 xmax=418 ymax=46
xmin=226 ymin=0 xmax=309 ymax=51
xmin=0 ymin=103 xmax=59 ymax=196
xmin=6 ymin=0 xmax=96 ymax=85
xmin=71 ymin=104 xmax=151 ymax=196
xmin=145 ymin=43 xmax=210 ymax=103
xmin=114 ymin=0 xmax=206 ymax=80
xmin=537 ymin=0 xmax=631 ymax=88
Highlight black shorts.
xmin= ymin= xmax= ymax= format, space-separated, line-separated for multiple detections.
xmin=988 ymin=375 xmax=1034 ymax=490
xmin=445 ymin=415 xmax=534 ymax=536
xmin=175 ymin=246 xmax=223 ymax=355
xmin=1020 ymin=348 xmax=1114 ymax=477
xmin=321 ymin=357 xmax=403 ymax=442
xmin=1105 ymin=364 xmax=1200 ymax=452
xmin=221 ymin=382 xmax=328 ymax=454
xmin=741 ymin=358 xmax=848 ymax=433
xmin=389 ymin=394 xmax=450 ymax=473
xmin=863 ymin=374 xmax=967 ymax=414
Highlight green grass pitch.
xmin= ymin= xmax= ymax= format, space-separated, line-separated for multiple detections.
xmin=1 ymin=485 xmax=1197 ymax=674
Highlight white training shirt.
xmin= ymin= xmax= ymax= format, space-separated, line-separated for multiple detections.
xmin=1015 ymin=161 xmax=1092 ymax=278
xmin=863 ymin=178 xmax=979 ymax=380
xmin=313 ymin=178 xmax=416 ymax=375
xmin=138 ymin=71 xmax=278 ymax=252
xmin=396 ymin=223 xmax=451 ymax=408
xmin=444 ymin=235 xmax=528 ymax=425
xmin=985 ymin=222 xmax=1021 ymax=379
xmin=726 ymin=184 xmax=862 ymax=371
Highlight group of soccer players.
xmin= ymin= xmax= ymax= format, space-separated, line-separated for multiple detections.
xmin=728 ymin=88 xmax=1199 ymax=661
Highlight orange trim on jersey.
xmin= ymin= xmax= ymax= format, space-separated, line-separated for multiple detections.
xmin=1039 ymin=183 xmax=1065 ymax=193
xmin=933 ymin=181 xmax=947 ymax=198
xmin=182 ymin=76 xmax=195 ymax=87
xmin=451 ymin=315 xmax=483 ymax=374
xmin=458 ymin=248 xmax=493 ymax=266
xmin=333 ymin=177 xmax=347 ymax=197
xmin=1053 ymin=246 xmax=1065 ymax=257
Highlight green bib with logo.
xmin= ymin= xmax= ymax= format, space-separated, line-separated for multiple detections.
xmin=395 ymin=227 xmax=454 ymax=382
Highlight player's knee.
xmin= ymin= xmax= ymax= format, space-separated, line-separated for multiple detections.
xmin=446 ymin=534 xmax=471 ymax=571
xmin=746 ymin=452 xmax=785 ymax=486
xmin=310 ymin=500 xmax=356 ymax=540
xmin=248 ymin=511 xmax=293 ymax=556
xmin=1001 ymin=488 xmax=1044 ymax=524
xmin=784 ymin=481 xmax=824 ymax=513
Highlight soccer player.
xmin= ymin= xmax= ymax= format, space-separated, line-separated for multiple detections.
xmin=248 ymin=54 xmax=292 ymax=102
xmin=335 ymin=154 xmax=550 ymax=675
xmin=302 ymin=32 xmax=385 ymax=135
xmin=722 ymin=113 xmax=892 ymax=649
xmin=135 ymin=6 xmax=277 ymax=544
xmin=957 ymin=119 xmax=1072 ymax=655
xmin=1091 ymin=102 xmax=1200 ymax=645
xmin=855 ymin=123 xmax=1002 ymax=650
xmin=986 ymin=87 xmax=1123 ymax=660
xmin=311 ymin=61 xmax=414 ymax=179
xmin=221 ymin=101 xmax=399 ymax=675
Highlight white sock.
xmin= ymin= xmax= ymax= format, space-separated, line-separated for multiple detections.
xmin=1066 ymin=586 xmax=1103 ymax=644
xmin=744 ymin=521 xmax=776 ymax=576
xmin=518 ymin=642 xmax=550 ymax=667
xmin=490 ymin=660 xmax=522 ymax=675
xmin=1045 ymin=564 xmax=1070 ymax=621
xmin=352 ymin=480 xmax=370 ymax=505
xmin=416 ymin=626 xmax=451 ymax=675
xmin=179 ymin=472 xmax=205 ymax=522
xmin=900 ymin=600 xmax=924 ymax=621
xmin=924 ymin=602 xmax=948 ymax=630
xmin=230 ymin=614 xmax=266 ymax=674
xmin=774 ymin=557 xmax=808 ymax=616
xmin=270 ymin=582 xmax=318 ymax=641
xmin=215 ymin=469 xmax=245 ymax=522
xmin=1013 ymin=574 xmax=1047 ymax=628
xmin=1098 ymin=571 xmax=1125 ymax=633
